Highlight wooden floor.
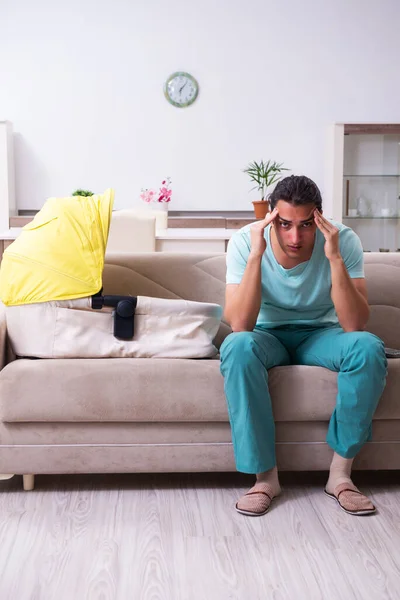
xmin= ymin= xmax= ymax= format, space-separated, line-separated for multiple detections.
xmin=0 ymin=471 xmax=399 ymax=600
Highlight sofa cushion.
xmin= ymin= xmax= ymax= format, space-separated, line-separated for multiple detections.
xmin=0 ymin=358 xmax=398 ymax=423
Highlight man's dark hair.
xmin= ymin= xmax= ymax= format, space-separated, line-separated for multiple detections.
xmin=269 ymin=175 xmax=322 ymax=211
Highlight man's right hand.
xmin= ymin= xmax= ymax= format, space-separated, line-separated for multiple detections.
xmin=249 ymin=207 xmax=279 ymax=258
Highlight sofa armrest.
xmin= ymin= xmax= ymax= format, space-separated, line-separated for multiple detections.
xmin=0 ymin=303 xmax=15 ymax=370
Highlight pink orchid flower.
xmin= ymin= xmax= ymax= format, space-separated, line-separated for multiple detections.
xmin=141 ymin=179 xmax=172 ymax=203
xmin=140 ymin=189 xmax=158 ymax=203
xmin=158 ymin=187 xmax=172 ymax=202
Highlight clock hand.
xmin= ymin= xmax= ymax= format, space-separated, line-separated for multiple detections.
xmin=179 ymin=81 xmax=188 ymax=94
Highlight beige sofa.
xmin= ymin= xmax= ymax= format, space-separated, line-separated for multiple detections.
xmin=0 ymin=252 xmax=399 ymax=491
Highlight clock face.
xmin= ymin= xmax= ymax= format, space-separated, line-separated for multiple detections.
xmin=164 ymin=72 xmax=199 ymax=107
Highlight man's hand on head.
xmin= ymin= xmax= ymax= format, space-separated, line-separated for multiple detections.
xmin=249 ymin=207 xmax=279 ymax=259
xmin=314 ymin=209 xmax=341 ymax=262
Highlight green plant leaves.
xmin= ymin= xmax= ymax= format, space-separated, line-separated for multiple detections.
xmin=72 ymin=189 xmax=94 ymax=197
xmin=243 ymin=159 xmax=288 ymax=195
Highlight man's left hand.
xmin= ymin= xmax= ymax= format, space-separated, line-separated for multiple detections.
xmin=314 ymin=210 xmax=341 ymax=262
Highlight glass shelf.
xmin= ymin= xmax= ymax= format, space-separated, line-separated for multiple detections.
xmin=339 ymin=126 xmax=400 ymax=251
xmin=343 ymin=216 xmax=400 ymax=219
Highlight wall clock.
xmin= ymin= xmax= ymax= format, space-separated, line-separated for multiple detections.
xmin=164 ymin=72 xmax=199 ymax=108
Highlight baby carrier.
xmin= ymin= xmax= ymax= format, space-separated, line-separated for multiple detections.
xmin=0 ymin=189 xmax=222 ymax=359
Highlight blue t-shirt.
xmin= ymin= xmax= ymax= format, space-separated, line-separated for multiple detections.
xmin=226 ymin=220 xmax=364 ymax=329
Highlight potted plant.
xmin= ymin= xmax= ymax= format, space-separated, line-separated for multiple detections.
xmin=139 ymin=177 xmax=172 ymax=229
xmin=72 ymin=189 xmax=94 ymax=197
xmin=243 ymin=160 xmax=288 ymax=219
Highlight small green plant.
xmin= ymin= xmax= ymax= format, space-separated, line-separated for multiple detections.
xmin=72 ymin=189 xmax=94 ymax=197
xmin=243 ymin=160 xmax=288 ymax=201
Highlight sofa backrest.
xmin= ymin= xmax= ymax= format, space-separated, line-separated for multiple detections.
xmin=103 ymin=252 xmax=400 ymax=349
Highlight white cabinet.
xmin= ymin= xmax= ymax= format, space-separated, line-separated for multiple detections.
xmin=155 ymin=228 xmax=231 ymax=252
xmin=0 ymin=121 xmax=16 ymax=231
xmin=331 ymin=124 xmax=400 ymax=252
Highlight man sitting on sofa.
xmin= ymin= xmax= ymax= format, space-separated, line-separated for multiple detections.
xmin=220 ymin=175 xmax=387 ymax=517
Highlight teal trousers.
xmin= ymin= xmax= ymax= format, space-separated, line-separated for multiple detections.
xmin=219 ymin=325 xmax=387 ymax=474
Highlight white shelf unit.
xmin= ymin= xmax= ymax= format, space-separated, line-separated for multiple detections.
xmin=330 ymin=124 xmax=400 ymax=252
xmin=0 ymin=121 xmax=16 ymax=231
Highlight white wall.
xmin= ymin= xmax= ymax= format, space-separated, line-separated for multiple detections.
xmin=1 ymin=0 xmax=400 ymax=214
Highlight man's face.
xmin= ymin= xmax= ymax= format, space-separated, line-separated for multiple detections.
xmin=272 ymin=200 xmax=318 ymax=260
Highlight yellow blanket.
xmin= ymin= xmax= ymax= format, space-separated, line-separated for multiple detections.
xmin=0 ymin=189 xmax=114 ymax=306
